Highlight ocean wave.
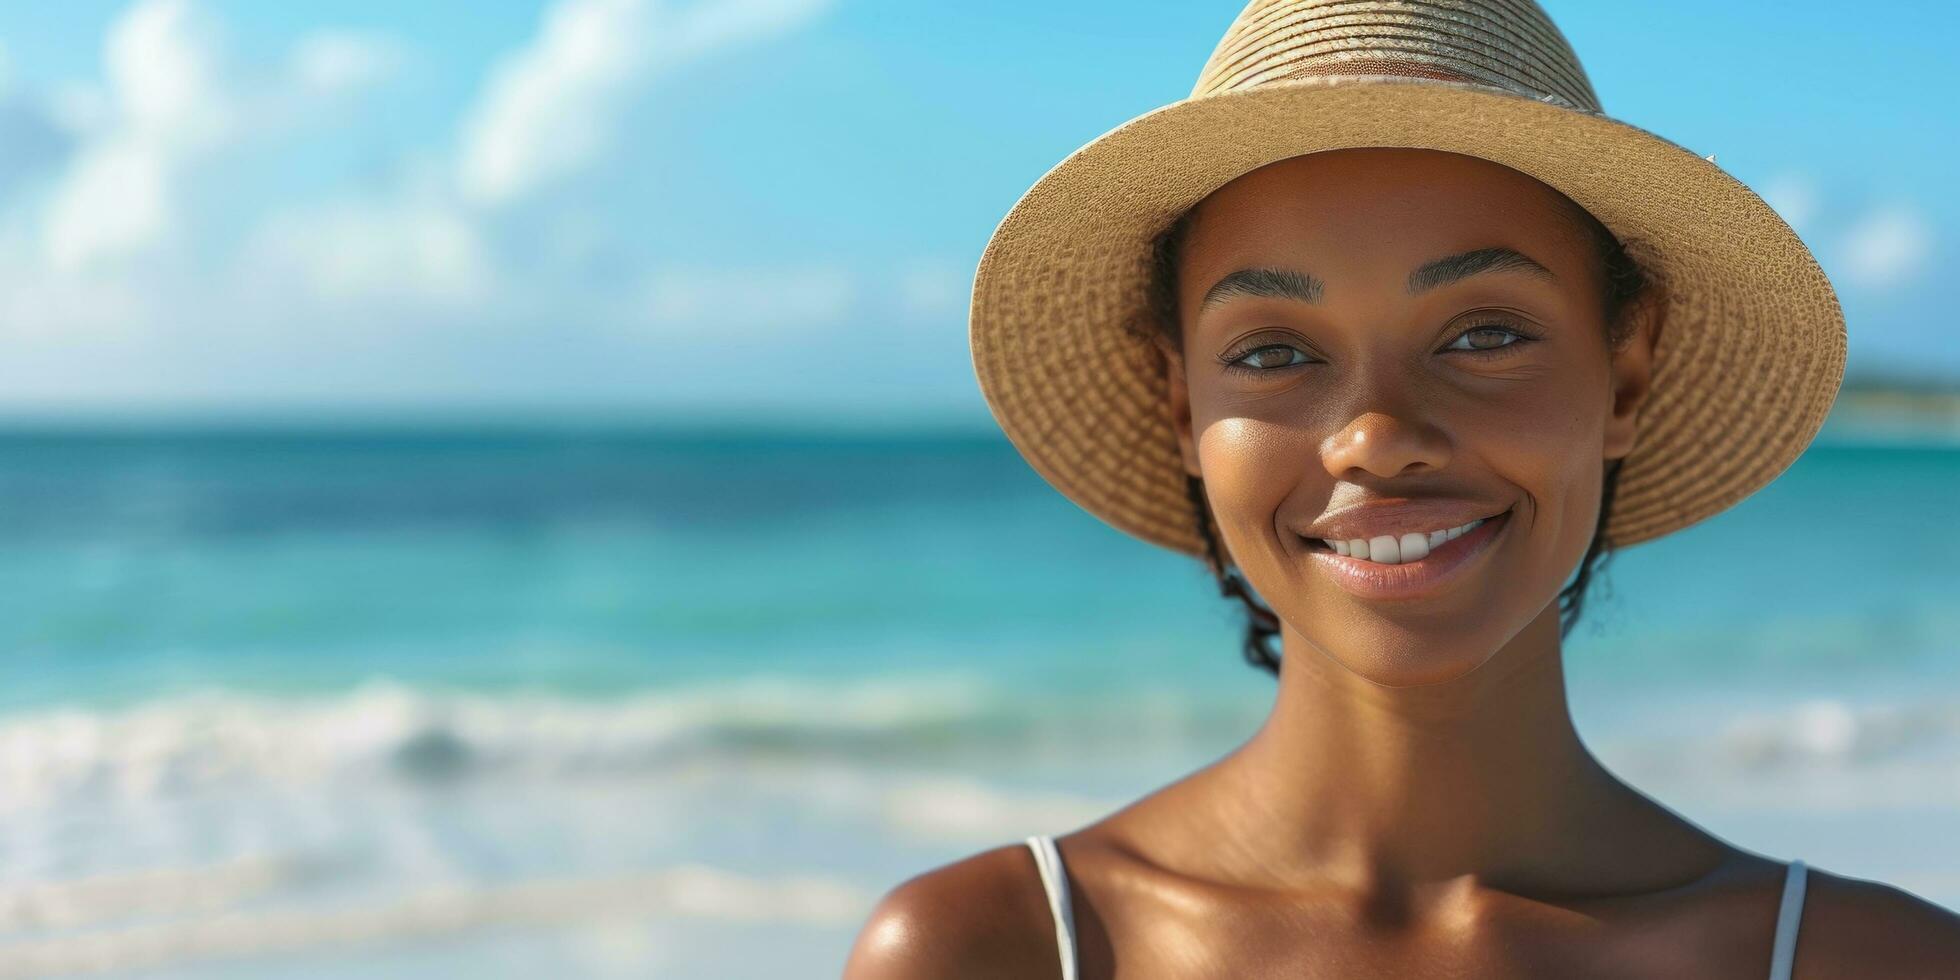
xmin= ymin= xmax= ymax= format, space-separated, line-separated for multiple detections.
xmin=0 ymin=675 xmax=1252 ymax=812
xmin=0 ymin=863 xmax=867 ymax=978
xmin=2 ymin=679 xmax=1956 ymax=813
xmin=0 ymin=681 xmax=1956 ymax=977
xmin=1715 ymin=698 xmax=1960 ymax=769
xmin=1599 ymin=695 xmax=1960 ymax=810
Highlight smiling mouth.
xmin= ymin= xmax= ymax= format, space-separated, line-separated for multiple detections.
xmin=1302 ymin=509 xmax=1512 ymax=565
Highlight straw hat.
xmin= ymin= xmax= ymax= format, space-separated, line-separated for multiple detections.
xmin=969 ymin=0 xmax=1846 ymax=558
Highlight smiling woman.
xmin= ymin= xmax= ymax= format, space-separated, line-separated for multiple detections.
xmin=1146 ymin=157 xmax=1656 ymax=673
xmin=845 ymin=1 xmax=1960 ymax=978
xmin=1150 ymin=149 xmax=1649 ymax=694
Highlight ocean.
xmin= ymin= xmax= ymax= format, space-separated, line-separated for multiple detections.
xmin=0 ymin=422 xmax=1954 ymax=977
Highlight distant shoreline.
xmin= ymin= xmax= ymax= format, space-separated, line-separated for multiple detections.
xmin=0 ymin=379 xmax=1951 ymax=443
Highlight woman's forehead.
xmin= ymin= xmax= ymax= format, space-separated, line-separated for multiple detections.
xmin=1178 ymin=150 xmax=1591 ymax=278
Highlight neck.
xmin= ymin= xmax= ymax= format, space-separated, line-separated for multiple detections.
xmin=1209 ymin=601 xmax=1722 ymax=901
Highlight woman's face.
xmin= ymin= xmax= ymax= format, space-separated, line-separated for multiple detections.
xmin=1162 ymin=147 xmax=1657 ymax=686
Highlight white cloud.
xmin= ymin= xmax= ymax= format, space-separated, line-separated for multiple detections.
xmin=0 ymin=0 xmax=851 ymax=412
xmin=0 ymin=241 xmax=149 ymax=341
xmin=1840 ymin=204 xmax=1933 ymax=290
xmin=457 ymin=0 xmax=649 ymax=206
xmin=290 ymin=31 xmax=400 ymax=95
xmin=457 ymin=0 xmax=831 ymax=207
xmin=247 ymin=190 xmax=489 ymax=309
xmin=37 ymin=1 xmax=401 ymax=273
xmin=44 ymin=0 xmax=230 ymax=271
xmin=44 ymin=141 xmax=172 ymax=269
xmin=108 ymin=0 xmax=224 ymax=139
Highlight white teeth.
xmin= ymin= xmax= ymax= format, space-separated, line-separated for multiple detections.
xmin=1369 ymin=535 xmax=1400 ymax=563
xmin=1326 ymin=517 xmax=1487 ymax=565
xmin=1399 ymin=532 xmax=1429 ymax=563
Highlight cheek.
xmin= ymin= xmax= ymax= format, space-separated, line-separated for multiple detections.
xmin=1481 ymin=373 xmax=1613 ymax=576
xmin=1191 ymin=416 xmax=1305 ymax=567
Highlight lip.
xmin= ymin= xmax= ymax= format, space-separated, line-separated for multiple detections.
xmin=1304 ymin=509 xmax=1510 ymax=602
xmin=1300 ymin=499 xmax=1508 ymax=544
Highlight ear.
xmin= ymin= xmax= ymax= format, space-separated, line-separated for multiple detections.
xmin=1602 ymin=301 xmax=1662 ymax=462
xmin=1154 ymin=334 xmax=1204 ymax=478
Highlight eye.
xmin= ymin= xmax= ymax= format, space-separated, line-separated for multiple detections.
xmin=1441 ymin=320 xmax=1538 ymax=357
xmin=1219 ymin=342 xmax=1315 ymax=375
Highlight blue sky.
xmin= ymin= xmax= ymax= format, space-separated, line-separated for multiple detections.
xmin=0 ymin=0 xmax=1950 ymax=425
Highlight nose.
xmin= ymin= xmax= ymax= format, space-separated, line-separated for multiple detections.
xmin=1320 ymin=408 xmax=1453 ymax=481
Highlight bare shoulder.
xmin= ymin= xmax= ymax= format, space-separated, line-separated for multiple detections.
xmin=1794 ymin=866 xmax=1960 ymax=979
xmin=842 ymin=841 xmax=1061 ymax=980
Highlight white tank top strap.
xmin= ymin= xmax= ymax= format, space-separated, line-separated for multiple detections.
xmin=1025 ymin=835 xmax=1079 ymax=980
xmin=1023 ymin=842 xmax=1807 ymax=978
xmin=1768 ymin=859 xmax=1808 ymax=980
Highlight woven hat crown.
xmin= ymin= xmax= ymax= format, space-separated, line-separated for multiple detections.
xmin=1193 ymin=0 xmax=1599 ymax=111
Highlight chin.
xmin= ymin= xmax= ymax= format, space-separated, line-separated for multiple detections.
xmin=1290 ymin=619 xmax=1512 ymax=688
xmin=1344 ymin=643 xmax=1500 ymax=688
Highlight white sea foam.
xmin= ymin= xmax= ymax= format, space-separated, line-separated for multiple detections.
xmin=880 ymin=776 xmax=1112 ymax=843
xmin=0 ymin=864 xmax=867 ymax=978
xmin=0 ymin=679 xmax=1955 ymax=815
xmin=1 ymin=680 xmax=1956 ymax=976
xmin=0 ymin=855 xmax=301 ymax=933
xmin=0 ymin=673 xmax=1022 ymax=812
xmin=1599 ymin=694 xmax=1960 ymax=810
xmin=0 ymin=677 xmax=1133 ymax=975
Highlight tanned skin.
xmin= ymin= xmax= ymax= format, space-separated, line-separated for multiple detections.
xmin=845 ymin=148 xmax=1960 ymax=978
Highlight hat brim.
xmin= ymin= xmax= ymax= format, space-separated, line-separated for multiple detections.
xmin=969 ymin=75 xmax=1845 ymax=557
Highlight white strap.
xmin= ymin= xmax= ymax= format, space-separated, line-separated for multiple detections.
xmin=1026 ymin=842 xmax=1804 ymax=979
xmin=1768 ymin=859 xmax=1807 ymax=980
xmin=1025 ymin=835 xmax=1078 ymax=980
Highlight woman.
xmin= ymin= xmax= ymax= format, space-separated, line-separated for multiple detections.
xmin=846 ymin=2 xmax=1960 ymax=977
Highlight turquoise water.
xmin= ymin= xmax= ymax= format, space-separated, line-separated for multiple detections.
xmin=0 ymin=425 xmax=1955 ymax=977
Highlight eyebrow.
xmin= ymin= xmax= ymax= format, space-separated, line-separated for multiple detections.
xmin=1197 ymin=267 xmax=1321 ymax=311
xmin=1196 ymin=246 xmax=1557 ymax=312
xmin=1406 ymin=246 xmax=1557 ymax=295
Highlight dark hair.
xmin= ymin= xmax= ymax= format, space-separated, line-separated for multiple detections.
xmin=1144 ymin=194 xmax=1654 ymax=677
